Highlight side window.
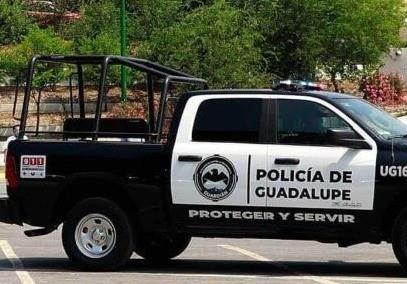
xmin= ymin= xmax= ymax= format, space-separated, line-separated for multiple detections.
xmin=277 ymin=99 xmax=355 ymax=146
xmin=192 ymin=99 xmax=263 ymax=143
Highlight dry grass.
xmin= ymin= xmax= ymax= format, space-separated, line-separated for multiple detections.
xmin=0 ymin=86 xmax=156 ymax=127
xmin=0 ymin=112 xmax=66 ymax=128
xmin=0 ymin=86 xmax=151 ymax=104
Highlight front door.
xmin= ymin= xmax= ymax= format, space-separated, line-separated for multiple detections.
xmin=263 ymin=97 xmax=377 ymax=227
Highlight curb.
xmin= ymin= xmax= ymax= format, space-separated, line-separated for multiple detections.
xmin=394 ymin=111 xmax=407 ymax=117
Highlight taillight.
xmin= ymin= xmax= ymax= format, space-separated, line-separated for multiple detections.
xmin=5 ymin=153 xmax=18 ymax=189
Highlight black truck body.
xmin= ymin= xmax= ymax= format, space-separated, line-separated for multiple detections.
xmin=3 ymin=55 xmax=407 ymax=271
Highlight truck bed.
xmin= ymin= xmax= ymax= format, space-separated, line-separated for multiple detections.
xmin=6 ymin=140 xmax=169 ymax=227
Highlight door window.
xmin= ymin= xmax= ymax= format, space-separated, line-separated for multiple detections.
xmin=276 ymin=99 xmax=355 ymax=146
xmin=192 ymin=99 xmax=264 ymax=143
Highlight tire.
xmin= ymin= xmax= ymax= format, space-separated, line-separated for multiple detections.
xmin=392 ymin=207 xmax=407 ymax=271
xmin=134 ymin=233 xmax=191 ymax=263
xmin=62 ymin=198 xmax=133 ymax=271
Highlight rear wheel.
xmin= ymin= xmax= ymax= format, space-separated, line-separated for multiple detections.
xmin=392 ymin=207 xmax=407 ymax=271
xmin=135 ymin=233 xmax=191 ymax=263
xmin=62 ymin=198 xmax=133 ymax=271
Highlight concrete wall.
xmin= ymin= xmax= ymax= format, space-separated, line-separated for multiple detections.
xmin=0 ymin=142 xmax=4 ymax=167
xmin=0 ymin=126 xmax=63 ymax=138
xmin=380 ymin=48 xmax=407 ymax=78
xmin=0 ymin=103 xmax=114 ymax=114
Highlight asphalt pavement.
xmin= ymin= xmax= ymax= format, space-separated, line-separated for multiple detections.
xmin=0 ymin=222 xmax=404 ymax=284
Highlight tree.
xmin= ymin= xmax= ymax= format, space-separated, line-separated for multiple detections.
xmin=314 ymin=0 xmax=406 ymax=91
xmin=1 ymin=0 xmax=404 ymax=92
xmin=249 ymin=0 xmax=405 ymax=87
xmin=64 ymin=0 xmax=120 ymax=46
xmin=0 ymin=28 xmax=72 ymax=132
xmin=0 ymin=27 xmax=72 ymax=86
xmin=126 ymin=0 xmax=184 ymax=42
xmin=65 ymin=1 xmax=121 ymax=83
xmin=138 ymin=0 xmax=269 ymax=88
xmin=258 ymin=0 xmax=321 ymax=80
xmin=78 ymin=31 xmax=122 ymax=83
xmin=0 ymin=0 xmax=35 ymax=45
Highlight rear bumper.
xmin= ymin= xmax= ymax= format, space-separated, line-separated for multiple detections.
xmin=0 ymin=197 xmax=22 ymax=225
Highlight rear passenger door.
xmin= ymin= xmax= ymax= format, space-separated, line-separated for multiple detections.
xmin=171 ymin=96 xmax=269 ymax=217
xmin=264 ymin=97 xmax=377 ymax=221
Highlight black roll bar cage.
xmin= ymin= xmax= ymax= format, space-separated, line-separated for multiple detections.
xmin=19 ymin=55 xmax=208 ymax=141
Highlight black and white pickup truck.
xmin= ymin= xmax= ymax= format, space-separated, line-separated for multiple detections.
xmin=3 ymin=55 xmax=407 ymax=271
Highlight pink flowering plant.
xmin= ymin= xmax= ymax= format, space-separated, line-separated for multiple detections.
xmin=361 ymin=73 xmax=405 ymax=106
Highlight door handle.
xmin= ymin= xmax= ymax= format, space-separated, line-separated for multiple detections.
xmin=178 ymin=155 xmax=203 ymax=162
xmin=274 ymin=158 xmax=300 ymax=165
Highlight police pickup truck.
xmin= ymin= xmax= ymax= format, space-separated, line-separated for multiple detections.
xmin=3 ymin=55 xmax=407 ymax=271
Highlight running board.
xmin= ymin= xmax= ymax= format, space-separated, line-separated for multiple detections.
xmin=24 ymin=226 xmax=57 ymax=237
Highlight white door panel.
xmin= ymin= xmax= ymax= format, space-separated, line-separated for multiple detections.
xmin=264 ymin=145 xmax=376 ymax=210
xmin=171 ymin=142 xmax=267 ymax=206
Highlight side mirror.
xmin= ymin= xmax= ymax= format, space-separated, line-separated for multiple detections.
xmin=327 ymin=129 xmax=372 ymax=150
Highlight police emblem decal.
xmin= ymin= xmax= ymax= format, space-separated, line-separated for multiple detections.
xmin=193 ymin=155 xmax=238 ymax=201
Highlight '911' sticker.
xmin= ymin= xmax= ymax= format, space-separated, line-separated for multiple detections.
xmin=20 ymin=156 xmax=46 ymax=179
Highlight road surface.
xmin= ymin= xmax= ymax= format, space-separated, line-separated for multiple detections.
xmin=0 ymin=223 xmax=403 ymax=284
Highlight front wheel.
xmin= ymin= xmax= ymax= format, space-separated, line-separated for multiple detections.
xmin=62 ymin=198 xmax=134 ymax=271
xmin=392 ymin=207 xmax=407 ymax=271
xmin=134 ymin=233 xmax=191 ymax=263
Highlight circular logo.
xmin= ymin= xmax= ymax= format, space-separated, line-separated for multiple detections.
xmin=194 ymin=155 xmax=238 ymax=202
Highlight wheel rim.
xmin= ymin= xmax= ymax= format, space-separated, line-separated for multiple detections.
xmin=74 ymin=213 xmax=116 ymax=259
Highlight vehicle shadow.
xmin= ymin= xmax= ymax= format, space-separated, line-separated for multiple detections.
xmin=0 ymin=257 xmax=404 ymax=278
xmin=124 ymin=259 xmax=406 ymax=278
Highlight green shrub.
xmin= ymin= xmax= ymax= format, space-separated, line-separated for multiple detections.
xmin=64 ymin=1 xmax=122 ymax=83
xmin=138 ymin=0 xmax=269 ymax=88
xmin=0 ymin=28 xmax=73 ymax=87
xmin=0 ymin=0 xmax=35 ymax=45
